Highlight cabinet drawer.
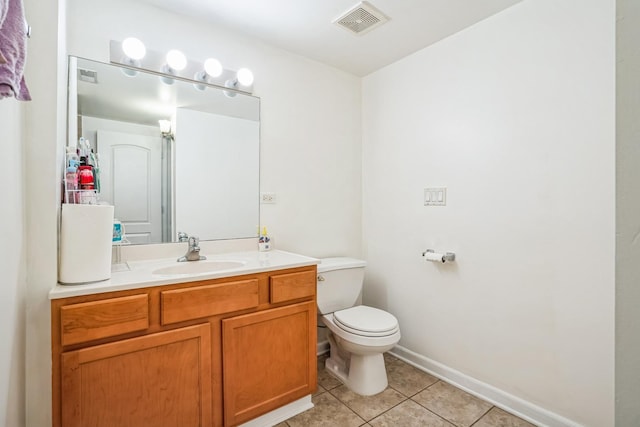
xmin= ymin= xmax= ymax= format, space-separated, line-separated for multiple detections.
xmin=60 ymin=294 xmax=149 ymax=346
xmin=161 ymin=279 xmax=259 ymax=325
xmin=270 ymin=270 xmax=316 ymax=304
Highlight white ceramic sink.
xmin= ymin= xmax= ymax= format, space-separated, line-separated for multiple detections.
xmin=152 ymin=260 xmax=247 ymax=276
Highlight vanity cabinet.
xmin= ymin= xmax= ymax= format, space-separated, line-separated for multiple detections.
xmin=51 ymin=265 xmax=317 ymax=427
xmin=223 ymin=301 xmax=316 ymax=426
xmin=61 ymin=324 xmax=212 ymax=427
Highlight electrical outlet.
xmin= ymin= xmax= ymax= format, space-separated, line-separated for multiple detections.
xmin=260 ymin=192 xmax=276 ymax=204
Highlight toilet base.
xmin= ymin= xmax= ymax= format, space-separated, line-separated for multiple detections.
xmin=325 ymin=333 xmax=389 ymax=396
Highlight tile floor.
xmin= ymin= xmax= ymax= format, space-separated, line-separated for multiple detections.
xmin=278 ymin=353 xmax=536 ymax=427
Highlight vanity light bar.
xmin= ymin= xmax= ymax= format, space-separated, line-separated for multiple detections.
xmin=109 ymin=40 xmax=254 ymax=95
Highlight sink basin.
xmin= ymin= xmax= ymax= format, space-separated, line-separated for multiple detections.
xmin=152 ymin=260 xmax=247 ymax=276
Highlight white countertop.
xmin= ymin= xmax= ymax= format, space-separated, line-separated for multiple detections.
xmin=49 ymin=250 xmax=319 ymax=299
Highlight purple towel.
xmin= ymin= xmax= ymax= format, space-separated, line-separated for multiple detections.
xmin=0 ymin=0 xmax=30 ymax=101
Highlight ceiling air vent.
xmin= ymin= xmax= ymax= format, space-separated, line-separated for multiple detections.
xmin=77 ymin=68 xmax=98 ymax=84
xmin=333 ymin=1 xmax=389 ymax=36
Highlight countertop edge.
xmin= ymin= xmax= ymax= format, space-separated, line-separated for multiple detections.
xmin=49 ymin=250 xmax=319 ymax=300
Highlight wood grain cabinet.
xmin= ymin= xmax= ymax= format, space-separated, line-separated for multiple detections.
xmin=222 ymin=301 xmax=317 ymax=426
xmin=51 ymin=265 xmax=317 ymax=427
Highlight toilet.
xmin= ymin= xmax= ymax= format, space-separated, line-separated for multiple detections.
xmin=317 ymin=257 xmax=401 ymax=396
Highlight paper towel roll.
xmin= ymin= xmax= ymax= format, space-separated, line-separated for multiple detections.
xmin=423 ymin=251 xmax=445 ymax=263
xmin=59 ymin=204 xmax=114 ymax=284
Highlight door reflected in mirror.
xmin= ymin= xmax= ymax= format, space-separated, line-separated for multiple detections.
xmin=67 ymin=56 xmax=260 ymax=245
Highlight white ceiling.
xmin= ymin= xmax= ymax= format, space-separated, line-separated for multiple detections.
xmin=136 ymin=0 xmax=523 ymax=76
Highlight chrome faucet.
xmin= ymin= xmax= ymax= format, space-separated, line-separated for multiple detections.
xmin=177 ymin=236 xmax=207 ymax=262
xmin=177 ymin=231 xmax=189 ymax=242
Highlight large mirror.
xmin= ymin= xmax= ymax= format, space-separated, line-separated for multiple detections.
xmin=67 ymin=56 xmax=260 ymax=245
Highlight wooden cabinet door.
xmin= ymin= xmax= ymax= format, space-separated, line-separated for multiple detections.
xmin=222 ymin=301 xmax=317 ymax=427
xmin=61 ymin=323 xmax=212 ymax=427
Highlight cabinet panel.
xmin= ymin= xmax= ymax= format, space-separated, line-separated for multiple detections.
xmin=270 ymin=270 xmax=316 ymax=304
xmin=60 ymin=294 xmax=149 ymax=346
xmin=161 ymin=279 xmax=259 ymax=325
xmin=61 ymin=323 xmax=212 ymax=427
xmin=222 ymin=301 xmax=317 ymax=426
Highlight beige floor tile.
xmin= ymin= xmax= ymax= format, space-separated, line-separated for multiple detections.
xmin=412 ymin=381 xmax=492 ymax=427
xmin=285 ymin=392 xmax=366 ymax=427
xmin=383 ymin=352 xmax=400 ymax=364
xmin=369 ymin=399 xmax=455 ymax=427
xmin=472 ymin=407 xmax=536 ymax=427
xmin=273 ymin=423 xmax=288 ymax=427
xmin=313 ymin=384 xmax=327 ymax=397
xmin=386 ymin=359 xmax=439 ymax=396
xmin=317 ymin=354 xmax=343 ymax=390
xmin=330 ymin=384 xmax=406 ymax=421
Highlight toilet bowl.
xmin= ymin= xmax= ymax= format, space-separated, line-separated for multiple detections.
xmin=317 ymin=258 xmax=401 ymax=396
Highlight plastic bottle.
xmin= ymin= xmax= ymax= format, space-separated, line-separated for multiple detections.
xmin=78 ymin=165 xmax=94 ymax=190
xmin=78 ymin=165 xmax=96 ymax=204
xmin=66 ymin=147 xmax=79 ymax=169
xmin=258 ymin=226 xmax=271 ymax=251
xmin=65 ymin=166 xmax=78 ymax=203
xmin=113 ymin=219 xmax=123 ymax=243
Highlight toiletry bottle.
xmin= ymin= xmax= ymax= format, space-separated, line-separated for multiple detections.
xmin=66 ymin=147 xmax=79 ymax=170
xmin=113 ymin=219 xmax=123 ymax=243
xmin=258 ymin=226 xmax=271 ymax=251
xmin=78 ymin=165 xmax=96 ymax=204
xmin=65 ymin=166 xmax=78 ymax=203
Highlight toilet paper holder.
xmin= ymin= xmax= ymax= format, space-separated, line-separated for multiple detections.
xmin=422 ymin=249 xmax=456 ymax=263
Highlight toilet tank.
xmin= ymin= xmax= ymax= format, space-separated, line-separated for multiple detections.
xmin=316 ymin=257 xmax=367 ymax=315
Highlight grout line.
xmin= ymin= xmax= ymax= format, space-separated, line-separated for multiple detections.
xmin=468 ymin=405 xmax=495 ymax=427
xmin=408 ymin=394 xmax=462 ymax=427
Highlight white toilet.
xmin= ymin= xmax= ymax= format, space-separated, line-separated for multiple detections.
xmin=317 ymin=257 xmax=401 ymax=396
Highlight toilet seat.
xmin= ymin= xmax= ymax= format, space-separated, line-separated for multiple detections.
xmin=333 ymin=306 xmax=399 ymax=337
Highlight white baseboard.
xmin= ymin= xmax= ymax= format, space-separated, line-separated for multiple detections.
xmin=238 ymin=395 xmax=313 ymax=427
xmin=317 ymin=340 xmax=330 ymax=355
xmin=389 ymin=345 xmax=583 ymax=427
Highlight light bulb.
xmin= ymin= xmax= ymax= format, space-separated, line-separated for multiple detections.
xmin=122 ymin=37 xmax=146 ymax=60
xmin=204 ymin=58 xmax=223 ymax=78
xmin=236 ymin=68 xmax=254 ymax=86
xmin=166 ymin=49 xmax=187 ymax=71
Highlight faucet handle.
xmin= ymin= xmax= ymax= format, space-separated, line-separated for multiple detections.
xmin=189 ymin=236 xmax=199 ymax=247
xmin=177 ymin=231 xmax=189 ymax=242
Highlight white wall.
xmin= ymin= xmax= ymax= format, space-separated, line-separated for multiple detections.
xmin=615 ymin=0 xmax=640 ymax=425
xmin=362 ymin=1 xmax=615 ymax=426
xmin=65 ymin=0 xmax=363 ymax=258
xmin=22 ymin=0 xmax=67 ymax=425
xmin=0 ymin=99 xmax=26 ymax=427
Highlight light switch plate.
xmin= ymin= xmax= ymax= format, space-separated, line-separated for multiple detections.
xmin=424 ymin=188 xmax=446 ymax=206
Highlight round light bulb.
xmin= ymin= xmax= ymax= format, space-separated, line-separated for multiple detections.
xmin=204 ymin=58 xmax=223 ymax=78
xmin=236 ymin=68 xmax=254 ymax=86
xmin=166 ymin=49 xmax=187 ymax=71
xmin=122 ymin=37 xmax=146 ymax=60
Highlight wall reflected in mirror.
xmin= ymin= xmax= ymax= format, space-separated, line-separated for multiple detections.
xmin=67 ymin=56 xmax=260 ymax=245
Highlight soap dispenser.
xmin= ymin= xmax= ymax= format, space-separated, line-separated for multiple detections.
xmin=258 ymin=226 xmax=271 ymax=252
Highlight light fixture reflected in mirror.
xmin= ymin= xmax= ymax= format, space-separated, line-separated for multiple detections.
xmin=158 ymin=119 xmax=172 ymax=138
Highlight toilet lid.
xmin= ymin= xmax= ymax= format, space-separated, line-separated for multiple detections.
xmin=333 ymin=306 xmax=399 ymax=336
